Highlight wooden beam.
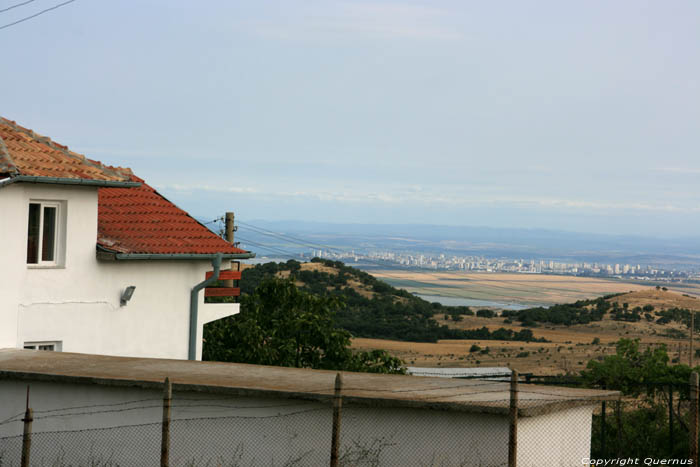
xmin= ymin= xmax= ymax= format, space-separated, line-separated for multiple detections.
xmin=204 ymin=287 xmax=240 ymax=297
xmin=206 ymin=270 xmax=242 ymax=280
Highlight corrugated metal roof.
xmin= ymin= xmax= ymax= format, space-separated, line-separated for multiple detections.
xmin=407 ymin=367 xmax=512 ymax=379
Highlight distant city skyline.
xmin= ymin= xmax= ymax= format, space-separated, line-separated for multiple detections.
xmin=3 ymin=1 xmax=699 ymax=236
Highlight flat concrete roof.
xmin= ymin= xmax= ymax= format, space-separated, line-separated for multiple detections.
xmin=0 ymin=349 xmax=619 ymax=417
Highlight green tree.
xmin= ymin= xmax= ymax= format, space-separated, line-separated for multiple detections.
xmin=203 ymin=278 xmax=405 ymax=374
xmin=582 ymin=338 xmax=692 ymax=395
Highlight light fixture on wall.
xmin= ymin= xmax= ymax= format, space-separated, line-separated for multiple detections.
xmin=120 ymin=286 xmax=136 ymax=306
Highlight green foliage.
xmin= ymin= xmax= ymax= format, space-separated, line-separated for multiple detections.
xmin=502 ymin=296 xmax=611 ymax=326
xmin=476 ymin=309 xmax=495 ymax=318
xmin=655 ymin=308 xmax=700 ymax=331
xmin=611 ymin=307 xmax=642 ymax=322
xmin=469 ymin=344 xmax=481 ymax=352
xmin=239 ymin=259 xmax=546 ymax=343
xmin=203 ymin=278 xmax=405 ymax=374
xmin=583 ymin=337 xmax=698 ymax=460
xmin=516 ymin=351 xmax=530 ymax=358
xmin=592 ymin=337 xmax=601 ymax=345
xmin=460 ymin=326 xmax=547 ymax=342
xmin=343 ymin=349 xmax=406 ymax=374
xmin=581 ymin=338 xmax=694 ymax=395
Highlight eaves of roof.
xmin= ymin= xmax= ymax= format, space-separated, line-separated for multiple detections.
xmin=0 ymin=174 xmax=141 ymax=188
xmin=97 ymin=245 xmax=255 ymax=261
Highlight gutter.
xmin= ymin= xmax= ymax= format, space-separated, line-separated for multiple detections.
xmin=0 ymin=175 xmax=141 ymax=188
xmin=189 ymin=252 xmax=222 ymax=361
xmin=114 ymin=252 xmax=255 ymax=260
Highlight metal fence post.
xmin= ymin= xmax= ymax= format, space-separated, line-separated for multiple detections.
xmin=509 ymin=370 xmax=518 ymax=467
xmin=20 ymin=386 xmax=32 ymax=467
xmin=330 ymin=372 xmax=343 ymax=467
xmin=161 ymin=377 xmax=172 ymax=467
xmin=669 ymin=384 xmax=674 ymax=456
xmin=616 ymin=399 xmax=622 ymax=457
xmin=601 ymin=400 xmax=606 ymax=456
xmin=691 ymin=372 xmax=699 ymax=464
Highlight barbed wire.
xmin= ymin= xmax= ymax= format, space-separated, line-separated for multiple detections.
xmin=0 ymin=407 xmax=329 ymax=441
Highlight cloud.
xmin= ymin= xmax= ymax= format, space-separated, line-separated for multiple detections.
xmin=156 ymin=182 xmax=700 ymax=214
xmin=655 ymin=167 xmax=700 ymax=175
xmin=247 ymin=1 xmax=461 ymax=41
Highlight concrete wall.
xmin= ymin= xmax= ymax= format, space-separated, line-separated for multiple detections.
xmin=0 ymin=379 xmax=595 ymax=466
xmin=0 ymin=183 xmax=238 ymax=360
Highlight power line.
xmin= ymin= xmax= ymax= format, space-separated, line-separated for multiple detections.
xmin=236 ymin=222 xmax=471 ymax=298
xmin=235 ymin=235 xmax=302 ymax=260
xmin=0 ymin=0 xmax=36 ymax=14
xmin=0 ymin=0 xmax=76 ymax=31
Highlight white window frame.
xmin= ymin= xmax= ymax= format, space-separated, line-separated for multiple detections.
xmin=26 ymin=200 xmax=63 ymax=267
xmin=23 ymin=341 xmax=62 ymax=351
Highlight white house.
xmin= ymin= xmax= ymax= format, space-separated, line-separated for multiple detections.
xmin=0 ymin=349 xmax=620 ymax=467
xmin=0 ymin=117 xmax=254 ymax=361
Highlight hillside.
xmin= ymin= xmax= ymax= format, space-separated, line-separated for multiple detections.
xmin=237 ymin=261 xmax=700 ymax=374
xmin=365 ymin=288 xmax=699 ymax=375
xmin=607 ymin=288 xmax=700 ymax=312
xmin=239 ymin=259 xmax=544 ymax=343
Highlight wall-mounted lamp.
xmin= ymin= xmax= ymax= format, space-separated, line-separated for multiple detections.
xmin=120 ymin=286 xmax=136 ymax=307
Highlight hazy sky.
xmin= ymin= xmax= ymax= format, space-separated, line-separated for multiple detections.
xmin=2 ymin=1 xmax=699 ymax=236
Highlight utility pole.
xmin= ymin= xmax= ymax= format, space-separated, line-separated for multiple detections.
xmin=224 ymin=212 xmax=236 ymax=287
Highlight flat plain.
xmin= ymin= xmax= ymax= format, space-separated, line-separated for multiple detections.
xmin=370 ymin=270 xmax=700 ymax=306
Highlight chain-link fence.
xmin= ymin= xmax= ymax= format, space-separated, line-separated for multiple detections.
xmin=0 ymin=373 xmax=698 ymax=467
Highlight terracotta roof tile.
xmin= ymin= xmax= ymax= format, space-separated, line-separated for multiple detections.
xmin=1 ymin=117 xmax=248 ymax=257
xmin=98 ymin=174 xmax=249 ymax=255
xmin=0 ymin=118 xmax=129 ymax=182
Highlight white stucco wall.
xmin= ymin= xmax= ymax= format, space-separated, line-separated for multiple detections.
xmin=0 ymin=183 xmax=238 ymax=360
xmin=0 ymin=379 xmax=596 ymax=467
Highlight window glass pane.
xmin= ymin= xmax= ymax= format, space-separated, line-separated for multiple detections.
xmin=23 ymin=345 xmax=36 ymax=350
xmin=26 ymin=203 xmax=40 ymax=264
xmin=42 ymin=206 xmax=56 ymax=262
xmin=38 ymin=344 xmax=55 ymax=351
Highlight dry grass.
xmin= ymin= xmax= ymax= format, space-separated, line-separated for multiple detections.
xmin=352 ymin=289 xmax=700 ymax=376
xmin=371 ymin=271 xmax=652 ymax=305
xmin=609 ymin=288 xmax=700 ymax=311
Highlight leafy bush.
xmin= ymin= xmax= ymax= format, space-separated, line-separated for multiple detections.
xmin=204 ymin=278 xmax=405 ymax=374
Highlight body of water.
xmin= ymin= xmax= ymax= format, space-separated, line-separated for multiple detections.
xmin=415 ymin=294 xmax=534 ymax=310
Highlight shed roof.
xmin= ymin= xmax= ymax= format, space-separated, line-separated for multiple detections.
xmin=0 ymin=349 xmax=618 ymax=417
xmin=407 ymin=367 xmax=512 ymax=379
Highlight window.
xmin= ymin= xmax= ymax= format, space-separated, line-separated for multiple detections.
xmin=23 ymin=341 xmax=62 ymax=351
xmin=26 ymin=201 xmax=61 ymax=265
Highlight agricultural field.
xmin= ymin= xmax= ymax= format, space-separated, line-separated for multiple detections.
xmin=371 ymin=270 xmax=700 ymax=307
xmin=351 ymin=288 xmax=700 ymax=376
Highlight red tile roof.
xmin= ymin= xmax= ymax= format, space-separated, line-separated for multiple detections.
xmin=0 ymin=118 xmax=131 ymax=183
xmin=98 ymin=172 xmax=249 ymax=256
xmin=0 ymin=117 xmax=249 ymax=257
